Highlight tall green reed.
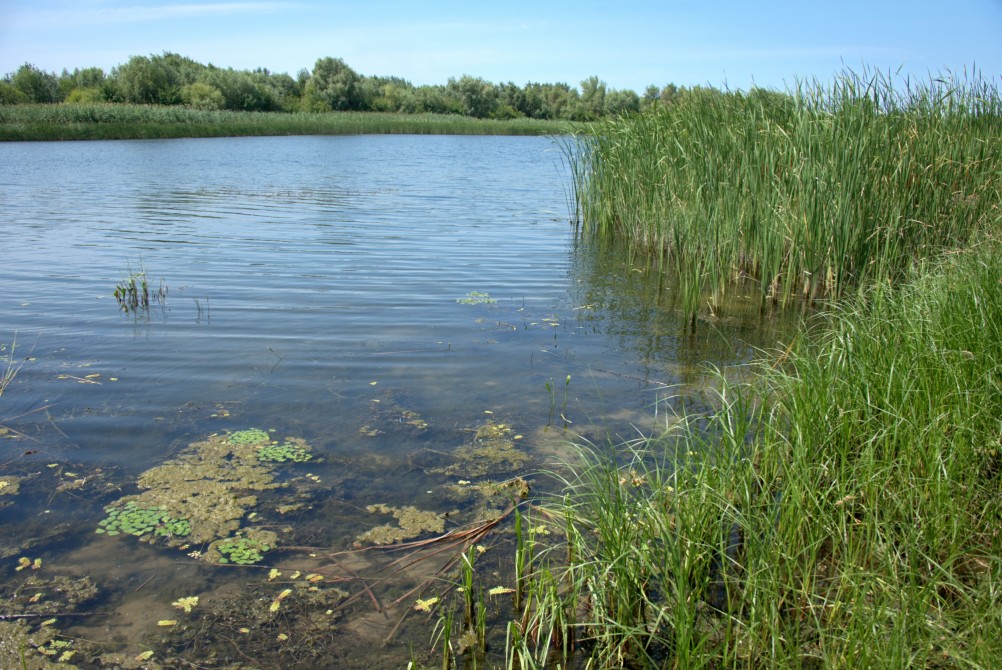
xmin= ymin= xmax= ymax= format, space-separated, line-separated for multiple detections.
xmin=567 ymin=68 xmax=1002 ymax=327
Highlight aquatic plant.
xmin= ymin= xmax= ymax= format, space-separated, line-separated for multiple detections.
xmin=96 ymin=501 xmax=190 ymax=539
xmin=458 ymin=290 xmax=496 ymax=304
xmin=227 ymin=428 xmax=271 ymax=445
xmin=256 ymin=441 xmax=312 ymax=463
xmin=0 ymin=476 xmax=20 ymax=497
xmin=216 ymin=536 xmax=271 ymax=564
xmin=0 ymin=619 xmax=73 ymax=670
xmin=172 ymin=596 xmax=199 ymax=613
xmin=0 ymin=336 xmax=24 ymax=399
xmin=153 ymin=571 xmax=349 ymax=669
xmin=497 ymin=237 xmax=1002 ymax=668
xmin=355 ymin=504 xmax=447 ymax=546
xmin=115 ymin=431 xmax=295 ymax=547
xmin=114 ymin=266 xmax=167 ymax=314
xmin=568 ymin=69 xmax=1002 ymax=326
xmin=426 ymin=419 xmax=531 ymax=478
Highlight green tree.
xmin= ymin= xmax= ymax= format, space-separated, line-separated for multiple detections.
xmin=59 ymin=67 xmax=106 ymax=98
xmin=260 ymin=71 xmax=301 ymax=111
xmin=446 ymin=75 xmax=498 ymax=118
xmin=578 ymin=76 xmax=607 ymax=120
xmin=518 ymin=83 xmax=551 ymax=119
xmin=11 ymin=63 xmax=62 ymax=103
xmin=365 ymin=76 xmax=415 ymax=112
xmin=604 ymin=88 xmax=640 ymax=116
xmin=302 ymin=57 xmax=364 ymax=111
xmin=540 ymin=82 xmax=578 ymax=120
xmin=112 ymin=54 xmax=181 ymax=104
xmin=160 ymin=52 xmax=205 ymax=86
xmin=201 ymin=68 xmax=279 ymax=112
xmin=659 ymin=83 xmax=682 ymax=106
xmin=411 ymin=84 xmax=460 ymax=114
xmin=0 ymin=81 xmax=28 ymax=105
xmin=65 ymin=87 xmax=105 ymax=104
xmin=641 ymin=84 xmax=660 ymax=109
xmin=180 ymin=81 xmax=225 ymax=110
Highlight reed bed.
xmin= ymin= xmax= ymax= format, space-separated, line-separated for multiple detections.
xmin=0 ymin=104 xmax=571 ymax=141
xmin=501 ymin=238 xmax=1002 ymax=668
xmin=568 ymin=69 xmax=1002 ymax=324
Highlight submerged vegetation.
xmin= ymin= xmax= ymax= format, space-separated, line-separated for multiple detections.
xmin=97 ymin=428 xmax=313 ymax=558
xmin=568 ymin=69 xmax=1002 ymax=324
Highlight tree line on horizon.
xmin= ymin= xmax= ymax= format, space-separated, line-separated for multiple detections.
xmin=0 ymin=52 xmax=709 ymax=120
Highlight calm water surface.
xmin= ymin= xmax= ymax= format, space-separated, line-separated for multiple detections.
xmin=0 ymin=135 xmax=792 ymax=667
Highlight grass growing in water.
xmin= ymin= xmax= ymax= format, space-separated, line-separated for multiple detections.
xmin=500 ymin=237 xmax=1002 ymax=668
xmin=568 ymin=69 xmax=1002 ymax=325
xmin=114 ymin=264 xmax=167 ymax=314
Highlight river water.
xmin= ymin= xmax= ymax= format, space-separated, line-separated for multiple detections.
xmin=0 ymin=135 xmax=792 ymax=668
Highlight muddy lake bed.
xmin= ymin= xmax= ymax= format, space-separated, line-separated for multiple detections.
xmin=0 ymin=135 xmax=795 ymax=668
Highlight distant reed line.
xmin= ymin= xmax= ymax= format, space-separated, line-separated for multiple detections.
xmin=0 ymin=104 xmax=572 ymax=141
xmin=566 ymin=69 xmax=1002 ymax=324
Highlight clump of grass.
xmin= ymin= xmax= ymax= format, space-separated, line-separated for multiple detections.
xmin=505 ymin=236 xmax=1002 ymax=668
xmin=114 ymin=264 xmax=167 ymax=314
xmin=0 ymin=336 xmax=22 ymax=399
xmin=568 ymin=68 xmax=1002 ymax=326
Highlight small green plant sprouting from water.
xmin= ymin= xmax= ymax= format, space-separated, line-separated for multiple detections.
xmin=433 ymin=544 xmax=489 ymax=668
xmin=0 ymin=336 xmax=25 ymax=400
xmin=96 ymin=501 xmax=191 ymax=539
xmin=114 ymin=265 xmax=167 ymax=314
xmin=457 ymin=291 xmax=496 ymax=305
xmin=257 ymin=442 xmax=312 ymax=463
xmin=432 ymin=606 xmax=455 ymax=670
xmin=217 ymin=536 xmax=271 ymax=564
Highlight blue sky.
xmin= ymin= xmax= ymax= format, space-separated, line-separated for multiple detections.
xmin=1 ymin=1 xmax=1000 ymax=92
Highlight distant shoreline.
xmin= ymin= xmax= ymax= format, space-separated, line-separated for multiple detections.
xmin=0 ymin=104 xmax=576 ymax=141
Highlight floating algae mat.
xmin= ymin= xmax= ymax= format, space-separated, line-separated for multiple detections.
xmin=95 ymin=428 xmax=315 ymax=563
xmin=354 ymin=503 xmax=448 ymax=546
xmin=417 ymin=419 xmax=532 ymax=478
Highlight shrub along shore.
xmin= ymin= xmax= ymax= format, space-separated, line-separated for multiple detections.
xmin=0 ymin=103 xmax=573 ymax=141
xmin=484 ymin=71 xmax=1001 ymax=669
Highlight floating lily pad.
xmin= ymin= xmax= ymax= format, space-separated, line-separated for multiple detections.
xmin=257 ymin=441 xmax=312 ymax=463
xmin=96 ymin=501 xmax=190 ymax=540
xmin=212 ymin=529 xmax=277 ymax=565
xmin=228 ymin=428 xmax=271 ymax=446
